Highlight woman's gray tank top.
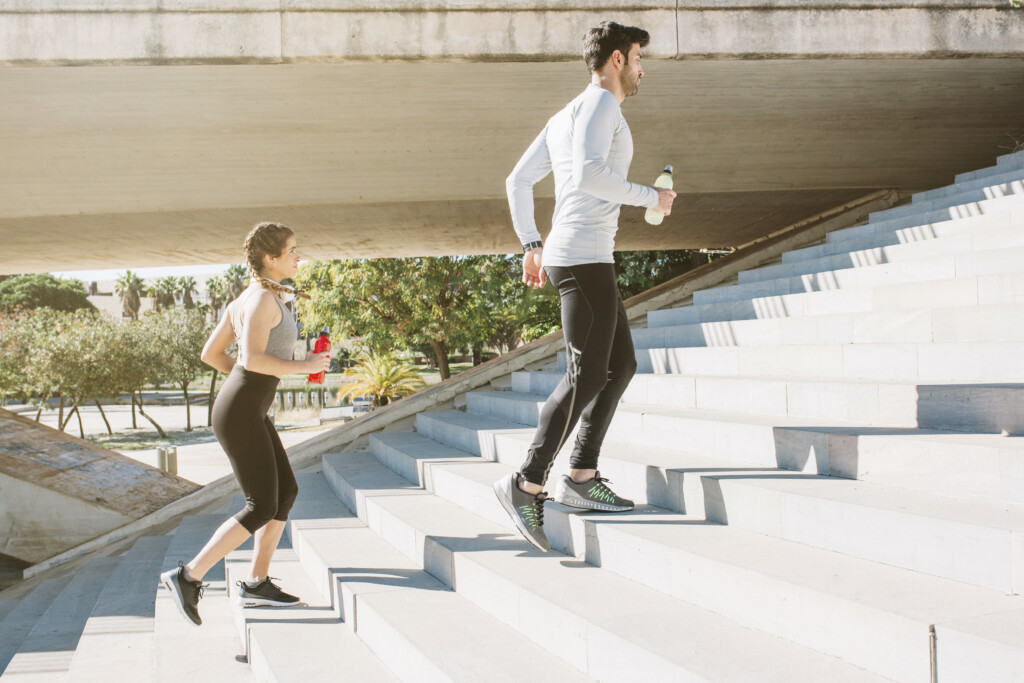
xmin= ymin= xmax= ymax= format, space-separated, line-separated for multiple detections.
xmin=229 ymin=289 xmax=298 ymax=364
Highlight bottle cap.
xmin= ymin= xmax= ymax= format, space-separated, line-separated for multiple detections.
xmin=663 ymin=165 xmax=673 ymax=174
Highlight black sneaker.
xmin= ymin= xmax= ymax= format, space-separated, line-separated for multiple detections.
xmin=554 ymin=472 xmax=634 ymax=512
xmin=234 ymin=577 xmax=300 ymax=607
xmin=160 ymin=561 xmax=205 ymax=626
xmin=493 ymin=471 xmax=551 ymax=552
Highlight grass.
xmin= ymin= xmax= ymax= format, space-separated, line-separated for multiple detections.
xmin=88 ymin=425 xmax=218 ymax=451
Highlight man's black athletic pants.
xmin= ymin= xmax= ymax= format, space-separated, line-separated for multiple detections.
xmin=520 ymin=262 xmax=637 ymax=486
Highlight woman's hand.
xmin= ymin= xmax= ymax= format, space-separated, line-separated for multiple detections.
xmin=304 ymin=350 xmax=332 ymax=374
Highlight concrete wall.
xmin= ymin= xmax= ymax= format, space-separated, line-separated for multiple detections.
xmin=1 ymin=1 xmax=1022 ymax=64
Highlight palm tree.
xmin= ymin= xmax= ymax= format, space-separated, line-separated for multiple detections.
xmin=178 ymin=276 xmax=198 ymax=309
xmin=205 ymin=275 xmax=228 ymax=322
xmin=114 ymin=270 xmax=144 ymax=320
xmin=336 ymin=352 xmax=425 ymax=407
xmin=224 ymin=264 xmax=249 ymax=300
xmin=148 ymin=276 xmax=178 ymax=309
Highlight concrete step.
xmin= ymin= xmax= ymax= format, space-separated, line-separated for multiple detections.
xmin=0 ymin=556 xmax=119 ymax=681
xmin=703 ymin=473 xmax=1024 ymax=593
xmin=224 ymin=548 xmax=397 ymax=683
xmin=647 ymin=271 xmax=1024 ymax=329
xmin=287 ymin=481 xmax=595 ymax=682
xmin=0 ymin=578 xmax=71 ymax=675
xmin=824 ymin=188 xmax=1024 ymax=246
xmin=65 ymin=535 xmax=172 ymax=683
xmin=870 ymin=173 xmax=1024 ymax=223
xmin=155 ymin=515 xmax=253 ymax=682
xmin=704 ymin=249 xmax=985 ymax=308
xmin=633 ymin=302 xmax=1024 ymax=350
xmin=743 ymin=216 xmax=1020 ymax=283
xmin=916 ymin=165 xmax=1024 ymax=207
xmin=955 ymin=149 xmax=1024 ymax=184
xmin=556 ymin=338 xmax=1024 ymax=384
xmin=935 ymin=606 xmax=1024 ymax=682
xmin=510 ymin=370 xmax=1024 ymax=431
xmin=369 ymin=433 xmax=1023 ymax=682
xmin=319 ymin=452 xmax=886 ymax=682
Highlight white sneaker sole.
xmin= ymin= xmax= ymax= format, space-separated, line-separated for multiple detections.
xmin=492 ymin=476 xmax=550 ymax=552
xmin=161 ymin=570 xmax=201 ymax=627
xmin=234 ymin=593 xmax=299 ymax=608
xmin=554 ymin=493 xmax=633 ymax=513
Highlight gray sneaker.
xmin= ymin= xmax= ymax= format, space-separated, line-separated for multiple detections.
xmin=493 ymin=472 xmax=551 ymax=552
xmin=234 ymin=576 xmax=300 ymax=607
xmin=554 ymin=472 xmax=634 ymax=512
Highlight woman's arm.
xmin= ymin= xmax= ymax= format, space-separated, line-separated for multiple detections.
xmin=241 ymin=290 xmax=329 ymax=377
xmin=201 ymin=313 xmax=238 ymax=375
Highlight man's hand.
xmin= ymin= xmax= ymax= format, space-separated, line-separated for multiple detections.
xmin=522 ymin=248 xmax=546 ymax=289
xmin=656 ymin=188 xmax=677 ymax=216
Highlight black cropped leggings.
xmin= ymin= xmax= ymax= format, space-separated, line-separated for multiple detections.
xmin=212 ymin=365 xmax=298 ymax=534
xmin=520 ymin=262 xmax=637 ymax=486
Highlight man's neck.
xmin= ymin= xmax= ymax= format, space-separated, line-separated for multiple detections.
xmin=591 ymin=72 xmax=624 ymax=104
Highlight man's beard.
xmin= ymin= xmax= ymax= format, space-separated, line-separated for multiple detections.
xmin=621 ymin=69 xmax=640 ymax=97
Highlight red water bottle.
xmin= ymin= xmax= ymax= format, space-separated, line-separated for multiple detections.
xmin=307 ymin=329 xmax=331 ymax=384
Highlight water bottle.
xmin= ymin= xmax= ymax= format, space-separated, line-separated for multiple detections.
xmin=644 ymin=165 xmax=674 ymax=226
xmin=307 ymin=329 xmax=331 ymax=384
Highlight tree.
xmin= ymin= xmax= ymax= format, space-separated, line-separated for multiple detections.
xmin=0 ymin=274 xmax=95 ymax=314
xmin=224 ymin=264 xmax=249 ymax=300
xmin=115 ymin=316 xmax=168 ymax=437
xmin=153 ymin=307 xmax=212 ymax=431
xmin=296 ymin=257 xmax=483 ymax=380
xmin=335 ymin=352 xmax=425 ymax=407
xmin=148 ymin=276 xmax=179 ymax=309
xmin=115 ymin=270 xmax=145 ymax=320
xmin=613 ymin=249 xmax=706 ymax=299
xmin=205 ymin=275 xmax=229 ymax=322
xmin=468 ymin=255 xmax=561 ymax=355
xmin=179 ymin=276 xmax=198 ymax=309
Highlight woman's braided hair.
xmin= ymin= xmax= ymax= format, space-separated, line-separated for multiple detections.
xmin=242 ymin=221 xmax=311 ymax=300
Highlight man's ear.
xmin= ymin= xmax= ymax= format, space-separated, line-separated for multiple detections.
xmin=614 ymin=49 xmax=625 ymax=70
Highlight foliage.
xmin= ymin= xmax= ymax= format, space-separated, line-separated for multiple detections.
xmin=148 ymin=307 xmax=212 ymax=431
xmin=296 ymin=257 xmax=483 ymax=380
xmin=613 ymin=249 xmax=706 ymax=300
xmin=178 ymin=276 xmax=198 ymax=309
xmin=224 ymin=264 xmax=249 ymax=300
xmin=115 ymin=270 xmax=145 ymax=320
xmin=205 ymin=275 xmax=229 ymax=322
xmin=148 ymin=276 xmax=179 ymax=309
xmin=468 ymin=254 xmax=560 ymax=353
xmin=335 ymin=352 xmax=425 ymax=407
xmin=0 ymin=273 xmax=95 ymax=314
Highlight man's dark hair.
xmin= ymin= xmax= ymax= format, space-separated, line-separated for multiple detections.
xmin=582 ymin=21 xmax=650 ymax=72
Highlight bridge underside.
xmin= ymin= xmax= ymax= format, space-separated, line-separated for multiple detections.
xmin=2 ymin=9 xmax=1023 ymax=273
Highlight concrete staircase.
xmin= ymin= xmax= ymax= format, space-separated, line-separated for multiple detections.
xmin=3 ymin=151 xmax=1024 ymax=681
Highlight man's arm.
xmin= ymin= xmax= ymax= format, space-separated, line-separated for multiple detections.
xmin=507 ymin=128 xmax=553 ymax=289
xmin=572 ymin=92 xmax=659 ymax=209
xmin=506 ymin=127 xmax=553 ymax=249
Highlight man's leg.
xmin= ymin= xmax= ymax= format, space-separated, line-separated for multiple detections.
xmin=570 ymin=288 xmax=636 ymax=475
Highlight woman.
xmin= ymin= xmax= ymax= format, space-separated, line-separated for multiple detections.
xmin=160 ymin=222 xmax=331 ymax=626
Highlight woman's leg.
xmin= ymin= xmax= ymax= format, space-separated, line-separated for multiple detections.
xmin=247 ymin=417 xmax=298 ymax=582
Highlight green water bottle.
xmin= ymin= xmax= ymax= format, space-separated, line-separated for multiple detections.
xmin=644 ymin=165 xmax=674 ymax=226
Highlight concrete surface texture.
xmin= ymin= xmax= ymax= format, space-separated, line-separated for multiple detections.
xmin=2 ymin=151 xmax=1024 ymax=681
xmin=2 ymin=3 xmax=1024 ymax=272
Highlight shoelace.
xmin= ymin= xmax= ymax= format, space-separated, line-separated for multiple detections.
xmin=587 ymin=476 xmax=618 ymax=503
xmin=520 ymin=492 xmax=552 ymax=528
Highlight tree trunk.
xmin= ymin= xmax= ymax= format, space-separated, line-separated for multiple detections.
xmin=207 ymin=371 xmax=218 ymax=427
xmin=472 ymin=344 xmax=483 ymax=367
xmin=430 ymin=340 xmax=451 ymax=381
xmin=58 ymin=393 xmax=65 ymax=431
xmin=35 ymin=394 xmax=49 ymax=422
xmin=131 ymin=392 xmax=138 ymax=429
xmin=183 ymin=383 xmax=191 ymax=432
xmin=75 ymin=404 xmax=85 ymax=439
xmin=94 ymin=399 xmax=113 ymax=436
xmin=60 ymin=403 xmax=76 ymax=431
xmin=133 ymin=392 xmax=167 ymax=439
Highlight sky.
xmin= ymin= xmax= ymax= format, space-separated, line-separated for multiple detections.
xmin=51 ymin=263 xmax=235 ymax=288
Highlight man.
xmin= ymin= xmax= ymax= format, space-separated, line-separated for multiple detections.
xmin=493 ymin=21 xmax=677 ymax=551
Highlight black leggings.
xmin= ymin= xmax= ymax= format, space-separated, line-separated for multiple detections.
xmin=520 ymin=263 xmax=637 ymax=486
xmin=212 ymin=365 xmax=298 ymax=534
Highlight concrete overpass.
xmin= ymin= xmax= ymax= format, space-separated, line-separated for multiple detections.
xmin=1 ymin=1 xmax=1023 ymax=273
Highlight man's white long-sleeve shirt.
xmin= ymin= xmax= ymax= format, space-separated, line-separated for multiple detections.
xmin=506 ymin=83 xmax=659 ymax=267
